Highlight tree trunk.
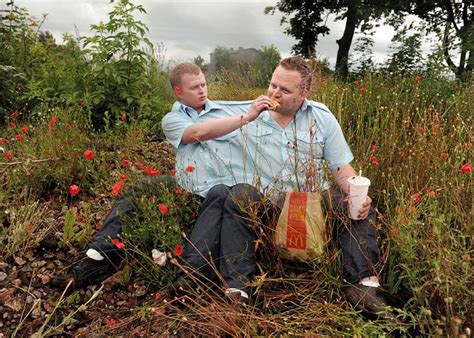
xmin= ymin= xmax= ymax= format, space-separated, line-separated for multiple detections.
xmin=335 ymin=0 xmax=359 ymax=79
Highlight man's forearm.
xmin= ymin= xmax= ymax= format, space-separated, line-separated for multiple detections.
xmin=331 ymin=164 xmax=357 ymax=195
xmin=181 ymin=113 xmax=251 ymax=144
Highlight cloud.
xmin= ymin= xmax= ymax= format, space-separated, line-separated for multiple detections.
xmin=6 ymin=0 xmax=413 ymax=67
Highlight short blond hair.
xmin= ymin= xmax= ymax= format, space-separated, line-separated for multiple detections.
xmin=169 ymin=63 xmax=202 ymax=88
xmin=278 ymin=57 xmax=312 ymax=92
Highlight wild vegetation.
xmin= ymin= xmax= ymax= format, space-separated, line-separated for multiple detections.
xmin=0 ymin=0 xmax=472 ymax=336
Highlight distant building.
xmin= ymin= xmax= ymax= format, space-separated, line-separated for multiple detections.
xmin=208 ymin=46 xmax=259 ymax=73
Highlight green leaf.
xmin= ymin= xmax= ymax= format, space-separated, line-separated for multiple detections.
xmin=63 ymin=208 xmax=76 ymax=243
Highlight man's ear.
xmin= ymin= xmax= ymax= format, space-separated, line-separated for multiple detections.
xmin=174 ymin=86 xmax=182 ymax=96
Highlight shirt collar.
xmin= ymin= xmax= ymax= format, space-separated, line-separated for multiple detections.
xmin=172 ymin=99 xmax=220 ymax=116
xmin=258 ymin=98 xmax=310 ymax=126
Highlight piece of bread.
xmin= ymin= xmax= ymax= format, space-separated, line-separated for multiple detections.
xmin=270 ymin=99 xmax=280 ymax=111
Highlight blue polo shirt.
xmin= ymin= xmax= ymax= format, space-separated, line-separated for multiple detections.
xmin=219 ymin=99 xmax=354 ymax=195
xmin=161 ymin=99 xmax=353 ymax=197
xmin=161 ymin=100 xmax=254 ymax=197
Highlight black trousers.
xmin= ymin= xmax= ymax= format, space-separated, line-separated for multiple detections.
xmin=180 ymin=183 xmax=263 ymax=293
xmin=322 ymin=188 xmax=381 ymax=283
xmin=89 ymin=177 xmax=380 ymax=287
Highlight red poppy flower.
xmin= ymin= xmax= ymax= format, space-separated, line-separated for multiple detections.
xmin=407 ymin=205 xmax=416 ymax=214
xmin=26 ymin=224 xmax=33 ymax=233
xmin=174 ymin=188 xmax=184 ymax=195
xmin=426 ymin=188 xmax=436 ymax=197
xmin=69 ymin=184 xmax=80 ymax=196
xmin=190 ymin=211 xmax=198 ymax=219
xmin=21 ymin=127 xmax=28 ymax=134
xmin=112 ymin=180 xmax=125 ymax=196
xmin=169 ymin=169 xmax=176 ymax=176
xmin=66 ymin=123 xmax=72 ymax=129
xmin=10 ymin=110 xmax=18 ymax=118
xmin=370 ymin=143 xmax=377 ymax=152
xmin=174 ymin=244 xmax=183 ymax=256
xmin=15 ymin=134 xmax=22 ymax=141
xmin=411 ymin=192 xmax=422 ymax=204
xmin=158 ymin=203 xmax=170 ymax=216
xmin=9 ymin=122 xmax=15 ymax=127
xmin=122 ymin=159 xmax=131 ymax=167
xmin=459 ymin=163 xmax=471 ymax=174
xmin=185 ymin=165 xmax=195 ymax=172
xmin=48 ymin=115 xmax=58 ymax=129
xmin=4 ymin=151 xmax=12 ymax=160
xmin=144 ymin=165 xmax=160 ymax=176
xmin=112 ymin=238 xmax=125 ymax=249
xmin=155 ymin=292 xmax=162 ymax=299
xmin=105 ymin=317 xmax=116 ymax=329
xmin=441 ymin=153 xmax=448 ymax=161
xmin=399 ymin=151 xmax=407 ymax=159
xmin=353 ymin=80 xmax=359 ymax=86
xmin=415 ymin=75 xmax=424 ymax=83
xmin=120 ymin=113 xmax=126 ymax=121
xmin=135 ymin=161 xmax=144 ymax=170
xmin=118 ymin=172 xmax=128 ymax=180
xmin=359 ymin=87 xmax=367 ymax=93
xmin=370 ymin=155 xmax=379 ymax=166
xmin=0 ymin=138 xmax=8 ymax=144
xmin=84 ymin=150 xmax=94 ymax=160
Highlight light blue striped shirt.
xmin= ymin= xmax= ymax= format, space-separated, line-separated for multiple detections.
xmin=161 ymin=99 xmax=353 ymax=197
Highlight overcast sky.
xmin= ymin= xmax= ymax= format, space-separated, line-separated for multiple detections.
xmin=6 ymin=0 xmax=409 ymax=68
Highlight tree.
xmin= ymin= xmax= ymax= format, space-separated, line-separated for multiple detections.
xmin=385 ymin=26 xmax=424 ymax=75
xmin=193 ymin=55 xmax=206 ymax=72
xmin=81 ymin=0 xmax=154 ymax=129
xmin=254 ymin=45 xmax=281 ymax=85
xmin=350 ymin=34 xmax=377 ymax=76
xmin=394 ymin=0 xmax=473 ymax=81
xmin=265 ymin=0 xmax=392 ymax=79
xmin=266 ymin=0 xmax=472 ymax=81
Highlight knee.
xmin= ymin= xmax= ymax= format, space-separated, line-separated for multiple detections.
xmin=224 ymin=184 xmax=261 ymax=212
xmin=228 ymin=184 xmax=260 ymax=202
xmin=206 ymin=184 xmax=229 ymax=202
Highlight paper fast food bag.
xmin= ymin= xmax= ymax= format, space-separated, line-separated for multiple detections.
xmin=275 ymin=190 xmax=327 ymax=261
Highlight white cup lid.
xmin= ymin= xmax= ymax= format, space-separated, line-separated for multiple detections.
xmin=348 ymin=176 xmax=371 ymax=186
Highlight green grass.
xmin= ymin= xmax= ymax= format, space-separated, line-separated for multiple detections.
xmin=0 ymin=73 xmax=472 ymax=336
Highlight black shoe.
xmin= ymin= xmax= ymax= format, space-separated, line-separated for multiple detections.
xmin=344 ymin=284 xmax=403 ymax=324
xmin=50 ymin=257 xmax=118 ymax=289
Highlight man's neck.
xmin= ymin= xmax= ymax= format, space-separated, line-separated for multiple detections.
xmin=270 ymin=111 xmax=297 ymax=129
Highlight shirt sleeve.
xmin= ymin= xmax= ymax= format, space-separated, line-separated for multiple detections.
xmin=321 ymin=110 xmax=354 ymax=171
xmin=161 ymin=111 xmax=194 ymax=149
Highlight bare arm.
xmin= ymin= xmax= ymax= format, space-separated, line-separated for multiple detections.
xmin=331 ymin=163 xmax=372 ymax=219
xmin=331 ymin=163 xmax=357 ymax=194
xmin=182 ymin=96 xmax=272 ymax=144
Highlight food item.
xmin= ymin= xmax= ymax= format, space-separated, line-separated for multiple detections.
xmin=270 ymin=99 xmax=280 ymax=111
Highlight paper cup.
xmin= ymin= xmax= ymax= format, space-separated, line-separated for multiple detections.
xmin=348 ymin=176 xmax=371 ymax=220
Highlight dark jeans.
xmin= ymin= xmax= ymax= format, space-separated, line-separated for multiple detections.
xmin=183 ymin=185 xmax=380 ymax=290
xmin=90 ymin=175 xmax=177 ymax=260
xmin=181 ymin=183 xmax=264 ymax=293
xmin=90 ymin=177 xmax=380 ymax=287
xmin=322 ymin=188 xmax=381 ymax=284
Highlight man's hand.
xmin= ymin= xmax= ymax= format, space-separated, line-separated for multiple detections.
xmin=357 ymin=196 xmax=372 ymax=220
xmin=247 ymin=95 xmax=272 ymax=121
